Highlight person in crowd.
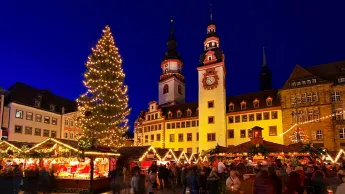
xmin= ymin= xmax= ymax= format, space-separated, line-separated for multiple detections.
xmin=158 ymin=163 xmax=166 ymax=190
xmin=286 ymin=168 xmax=300 ymax=194
xmin=132 ymin=162 xmax=141 ymax=175
xmin=253 ymin=170 xmax=275 ymax=194
xmin=207 ymin=168 xmax=220 ymax=194
xmin=131 ymin=171 xmax=140 ymax=194
xmin=13 ymin=164 xmax=23 ymax=194
xmin=217 ymin=159 xmax=227 ymax=180
xmin=304 ymin=164 xmax=315 ymax=194
xmin=199 ymin=169 xmax=208 ymax=194
xmin=187 ymin=165 xmax=200 ymax=194
xmin=296 ymin=166 xmax=306 ymax=194
xmin=169 ymin=162 xmax=177 ymax=192
xmin=39 ymin=167 xmax=51 ymax=194
xmin=123 ymin=164 xmax=128 ymax=182
xmin=181 ymin=163 xmax=189 ymax=194
xmin=311 ymin=169 xmax=327 ymax=194
xmin=148 ymin=161 xmax=158 ymax=174
xmin=268 ymin=166 xmax=282 ymax=194
xmin=147 ymin=169 xmax=157 ymax=194
xmin=110 ymin=168 xmax=124 ymax=194
xmin=226 ymin=170 xmax=241 ymax=191
xmin=336 ymin=173 xmax=345 ymax=194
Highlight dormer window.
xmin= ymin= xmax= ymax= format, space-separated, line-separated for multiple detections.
xmin=266 ymin=97 xmax=273 ymax=106
xmin=168 ymin=112 xmax=172 ymax=119
xmin=312 ymin=79 xmax=316 ymax=83
xmin=177 ymin=111 xmax=182 ymax=118
xmin=253 ymin=99 xmax=259 ymax=108
xmin=187 ymin=109 xmax=192 ymax=117
xmin=307 ymin=80 xmax=311 ymax=84
xmin=302 ymin=81 xmax=306 ymax=85
xmin=229 ymin=103 xmax=234 ymax=111
xmin=291 ymin=82 xmax=296 ymax=87
xmin=208 ymin=56 xmax=212 ymax=60
xmin=34 ymin=99 xmax=41 ymax=108
xmin=338 ymin=78 xmax=345 ymax=83
xmin=163 ymin=84 xmax=169 ymax=94
xmin=240 ymin=101 xmax=246 ymax=110
xmin=297 ymin=82 xmax=301 ymax=86
xmin=50 ymin=104 xmax=55 ymax=112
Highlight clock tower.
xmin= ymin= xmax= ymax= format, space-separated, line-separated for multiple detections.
xmin=197 ymin=11 xmax=227 ymax=152
xmin=158 ymin=17 xmax=185 ymax=107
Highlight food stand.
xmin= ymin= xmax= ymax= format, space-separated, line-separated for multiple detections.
xmin=161 ymin=149 xmax=178 ymax=164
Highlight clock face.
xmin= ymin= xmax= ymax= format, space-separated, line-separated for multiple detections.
xmin=206 ymin=76 xmax=215 ymax=85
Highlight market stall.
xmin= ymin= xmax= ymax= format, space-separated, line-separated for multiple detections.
xmin=0 ymin=141 xmax=33 ymax=168
xmin=177 ymin=151 xmax=189 ymax=163
xmin=161 ymin=149 xmax=178 ymax=163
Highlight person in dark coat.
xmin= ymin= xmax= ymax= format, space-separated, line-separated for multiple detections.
xmin=110 ymin=168 xmax=124 ymax=194
xmin=206 ymin=168 xmax=220 ymax=194
xmin=131 ymin=163 xmax=141 ymax=175
xmin=268 ymin=167 xmax=282 ymax=194
xmin=187 ymin=166 xmax=200 ymax=194
xmin=253 ymin=170 xmax=275 ymax=194
xmin=311 ymin=170 xmax=327 ymax=194
xmin=199 ymin=170 xmax=207 ymax=194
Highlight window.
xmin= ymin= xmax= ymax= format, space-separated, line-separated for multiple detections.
xmin=196 ymin=133 xmax=199 ymax=141
xmin=308 ymin=110 xmax=313 ymax=121
xmin=297 ymin=81 xmax=301 ymax=86
xmin=154 ymin=125 xmax=157 ymax=131
xmin=156 ymin=134 xmax=161 ymax=141
xmin=227 ymin=130 xmax=234 ymax=139
xmin=249 ymin=114 xmax=255 ymax=121
xmin=51 ymin=131 xmax=56 ymax=138
xmin=169 ymin=134 xmax=175 ymax=142
xmin=181 ymin=122 xmax=185 ymax=128
xmin=187 ymin=110 xmax=192 ymax=117
xmin=229 ymin=103 xmax=234 ymax=111
xmin=151 ymin=135 xmax=154 ymax=142
xmin=208 ymin=116 xmax=214 ymax=124
xmin=313 ymin=92 xmax=318 ymax=101
xmin=155 ymin=113 xmax=158 ymax=119
xmin=248 ymin=129 xmax=253 ymax=138
xmin=64 ymin=132 xmax=68 ymax=138
xmin=339 ymin=78 xmax=345 ymax=83
xmin=256 ymin=113 xmax=262 ymax=120
xmin=315 ymin=130 xmax=323 ymax=140
xmin=208 ymin=101 xmax=214 ymax=108
xmin=271 ymin=111 xmax=278 ymax=119
xmin=168 ymin=112 xmax=172 ymax=119
xmin=291 ymin=95 xmax=296 ymax=106
xmin=52 ymin=118 xmax=58 ymax=125
xmin=44 ymin=116 xmax=50 ymax=124
xmin=192 ymin=120 xmax=196 ymax=127
xmin=178 ymin=85 xmax=182 ymax=94
xmin=187 ymin=133 xmax=192 ymax=141
xmin=178 ymin=148 xmax=183 ymax=151
xmin=263 ymin=112 xmax=270 ymax=120
xmin=187 ymin=148 xmax=192 ymax=153
xmin=291 ymin=82 xmax=296 ymax=86
xmin=15 ymin=125 xmax=22 ymax=133
xmin=235 ymin=116 xmax=240 ymax=123
xmin=240 ymin=130 xmax=246 ymax=138
xmin=197 ymin=120 xmax=199 ymax=126
xmin=266 ymin=98 xmax=272 ymax=106
xmin=177 ymin=111 xmax=182 ymax=118
xmin=69 ymin=132 xmax=74 ymax=139
xmin=228 ymin=116 xmax=234 ymax=123
xmin=15 ymin=110 xmax=23 ymax=119
xmin=339 ymin=128 xmax=345 ymax=139
xmin=331 ymin=91 xmax=341 ymax=102
xmin=307 ymin=80 xmax=311 ymax=84
xmin=207 ymin=133 xmax=216 ymax=141
xmin=35 ymin=128 xmax=41 ymax=136
xmin=25 ymin=126 xmax=32 ymax=135
xmin=253 ymin=100 xmax=259 ymax=108
xmin=145 ymin=135 xmax=148 ymax=143
xmin=336 ymin=109 xmax=344 ymax=120
xmin=302 ymin=81 xmax=306 ymax=85
xmin=302 ymin=93 xmax=307 ymax=103
xmin=240 ymin=102 xmax=246 ymax=110
xmin=312 ymin=79 xmax=316 ymax=83
xmin=35 ymin=114 xmax=42 ymax=122
xmin=147 ymin=115 xmax=151 ymax=121
xmin=43 ymin=129 xmax=50 ymax=137
xmin=64 ymin=119 xmax=69 ymax=126
xmin=307 ymin=93 xmax=312 ymax=102
xmin=163 ymin=84 xmax=169 ymax=94
xmin=242 ymin=115 xmax=247 ymax=122
xmin=176 ymin=122 xmax=180 ymax=128
xmin=208 ymin=55 xmax=212 ymax=60
xmin=269 ymin=126 xmax=277 ymax=136
xmin=158 ymin=124 xmax=161 ymax=130
xmin=172 ymin=123 xmax=175 ymax=129
xmin=50 ymin=104 xmax=55 ymax=111
xmin=34 ymin=100 xmax=41 ymax=108
xmin=178 ymin=134 xmax=184 ymax=142
xmin=26 ymin=112 xmax=33 ymax=120
xmin=313 ymin=110 xmax=319 ymax=120
xmin=70 ymin=120 xmax=74 ymax=127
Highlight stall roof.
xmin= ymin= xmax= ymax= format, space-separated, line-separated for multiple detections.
xmin=231 ymin=140 xmax=301 ymax=153
xmin=0 ymin=141 xmax=34 ymax=151
xmin=117 ymin=146 xmax=151 ymax=161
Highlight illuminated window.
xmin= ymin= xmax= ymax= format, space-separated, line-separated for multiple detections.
xmin=187 ymin=133 xmax=192 ymax=141
xmin=339 ymin=129 xmax=345 ymax=139
xmin=291 ymin=82 xmax=296 ymax=87
xmin=208 ymin=116 xmax=215 ymax=124
xmin=331 ymin=91 xmax=341 ymax=102
xmin=178 ymin=134 xmax=184 ymax=142
xmin=26 ymin=112 xmax=33 ymax=120
xmin=307 ymin=93 xmax=312 ymax=102
xmin=271 ymin=111 xmax=278 ymax=119
xmin=313 ymin=92 xmax=318 ymax=101
xmin=44 ymin=116 xmax=50 ymax=124
xmin=253 ymin=100 xmax=259 ymax=108
xmin=302 ymin=93 xmax=307 ymax=103
xmin=269 ymin=126 xmax=277 ymax=136
xmin=207 ymin=133 xmax=216 ymax=141
xmin=25 ymin=126 xmax=32 ymax=135
xmin=229 ymin=103 xmax=234 ymax=111
xmin=302 ymin=81 xmax=306 ymax=85
xmin=235 ymin=116 xmax=240 ymax=123
xmin=307 ymin=80 xmax=311 ymax=84
xmin=266 ymin=98 xmax=272 ymax=106
xmin=242 ymin=115 xmax=247 ymax=122
xmin=312 ymin=79 xmax=316 ymax=83
xmin=177 ymin=111 xmax=182 ymax=118
xmin=240 ymin=101 xmax=246 ymax=110
xmin=187 ymin=109 xmax=192 ymax=117
xmin=14 ymin=125 xmax=22 ymax=133
xmin=36 ymin=114 xmax=42 ymax=122
xmin=43 ymin=129 xmax=50 ymax=137
xmin=35 ymin=128 xmax=41 ymax=136
xmin=228 ymin=116 xmax=234 ymax=123
xmin=227 ymin=130 xmax=234 ymax=139
xmin=163 ymin=84 xmax=169 ymax=94
xmin=51 ymin=131 xmax=57 ymax=138
xmin=240 ymin=130 xmax=246 ymax=138
xmin=313 ymin=130 xmax=323 ymax=140
xmin=15 ymin=110 xmax=23 ymax=119
xmin=170 ymin=134 xmax=175 ymax=142
xmin=52 ymin=118 xmax=58 ymax=125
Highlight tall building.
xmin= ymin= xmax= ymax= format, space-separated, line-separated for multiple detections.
xmin=1 ymin=82 xmax=78 ymax=143
xmin=134 ymin=15 xmax=284 ymax=153
xmin=0 ymin=88 xmax=9 ymax=139
xmin=279 ymin=61 xmax=345 ymax=151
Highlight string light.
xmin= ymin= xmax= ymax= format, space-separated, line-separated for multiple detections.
xmin=76 ymin=25 xmax=131 ymax=148
xmin=177 ymin=151 xmax=188 ymax=163
xmin=162 ymin=149 xmax=178 ymax=161
xmin=0 ymin=141 xmax=21 ymax=152
xmin=139 ymin=146 xmax=162 ymax=161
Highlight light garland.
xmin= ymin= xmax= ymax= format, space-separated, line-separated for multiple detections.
xmin=139 ymin=146 xmax=161 ymax=161
xmin=321 ymin=149 xmax=344 ymax=164
xmin=161 ymin=149 xmax=178 ymax=161
xmin=177 ymin=151 xmax=188 ymax=162
xmin=280 ymin=110 xmax=345 ymax=136
xmin=0 ymin=141 xmax=21 ymax=152
xmin=188 ymin=153 xmax=198 ymax=163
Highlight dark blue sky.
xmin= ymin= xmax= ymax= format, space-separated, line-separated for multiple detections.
xmin=1 ymin=0 xmax=344 ymax=131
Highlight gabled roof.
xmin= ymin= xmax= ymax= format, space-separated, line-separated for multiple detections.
xmin=226 ymin=89 xmax=279 ymax=113
xmin=6 ymin=82 xmax=77 ymax=114
xmin=162 ymin=102 xmax=198 ymax=120
xmin=306 ymin=60 xmax=345 ymax=81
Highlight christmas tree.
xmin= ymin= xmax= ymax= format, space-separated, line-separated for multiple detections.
xmin=77 ymin=26 xmax=130 ymax=148
xmin=289 ymin=128 xmax=308 ymax=143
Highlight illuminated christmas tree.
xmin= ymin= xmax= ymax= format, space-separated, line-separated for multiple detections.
xmin=289 ymin=128 xmax=308 ymax=143
xmin=77 ymin=26 xmax=130 ymax=148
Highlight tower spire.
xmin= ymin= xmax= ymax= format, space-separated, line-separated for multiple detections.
xmin=210 ymin=4 xmax=213 ymax=21
xmin=262 ymin=47 xmax=267 ymax=66
xmin=170 ymin=16 xmax=174 ymax=36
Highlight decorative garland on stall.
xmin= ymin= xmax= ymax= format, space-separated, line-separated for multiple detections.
xmin=249 ymin=144 xmax=269 ymax=156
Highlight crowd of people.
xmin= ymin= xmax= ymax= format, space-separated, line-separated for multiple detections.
xmin=111 ymin=159 xmax=345 ymax=194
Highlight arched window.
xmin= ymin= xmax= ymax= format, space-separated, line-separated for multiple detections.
xmin=163 ymin=84 xmax=169 ymax=94
xmin=177 ymin=111 xmax=182 ymax=118
xmin=178 ymin=85 xmax=182 ymax=94
xmin=253 ymin=99 xmax=259 ymax=108
xmin=240 ymin=101 xmax=246 ymax=110
xmin=266 ymin=97 xmax=273 ymax=106
xmin=187 ymin=109 xmax=192 ymax=117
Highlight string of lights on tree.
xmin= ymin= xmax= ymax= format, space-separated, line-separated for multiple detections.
xmin=76 ymin=25 xmax=131 ymax=148
xmin=289 ymin=128 xmax=309 ymax=143
xmin=279 ymin=110 xmax=345 ymax=137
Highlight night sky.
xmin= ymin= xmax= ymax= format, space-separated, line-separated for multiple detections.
xmin=1 ymin=0 xmax=345 ymax=131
